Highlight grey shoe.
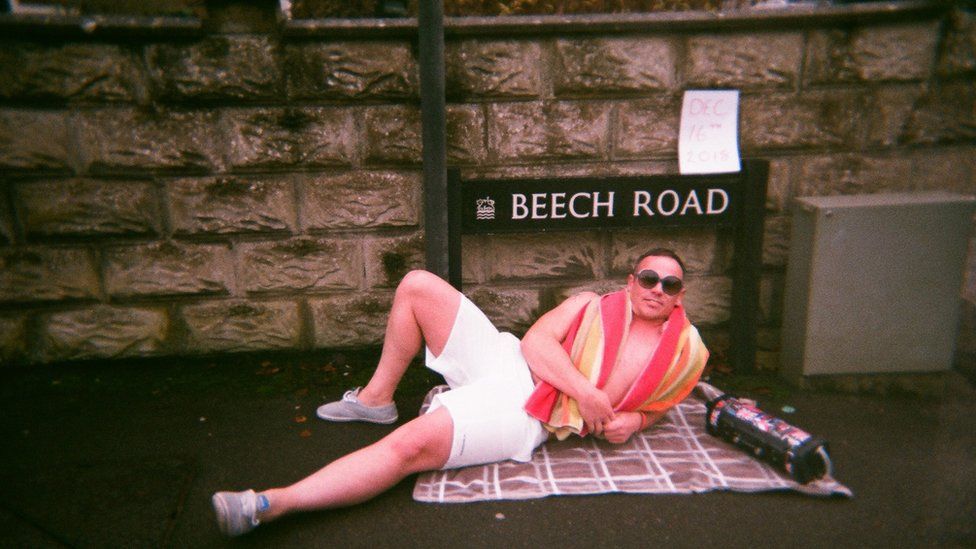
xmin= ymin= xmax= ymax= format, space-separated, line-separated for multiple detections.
xmin=316 ymin=387 xmax=398 ymax=424
xmin=212 ymin=489 xmax=260 ymax=537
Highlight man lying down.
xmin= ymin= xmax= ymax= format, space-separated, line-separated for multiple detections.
xmin=212 ymin=248 xmax=709 ymax=537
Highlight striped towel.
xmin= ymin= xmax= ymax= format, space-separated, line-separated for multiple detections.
xmin=524 ymin=290 xmax=709 ymax=440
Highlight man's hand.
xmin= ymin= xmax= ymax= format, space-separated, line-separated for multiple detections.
xmin=599 ymin=412 xmax=643 ymax=444
xmin=576 ymin=386 xmax=615 ymax=436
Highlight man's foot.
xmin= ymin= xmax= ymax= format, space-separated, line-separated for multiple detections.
xmin=316 ymin=388 xmax=398 ymax=424
xmin=212 ymin=489 xmax=261 ymax=537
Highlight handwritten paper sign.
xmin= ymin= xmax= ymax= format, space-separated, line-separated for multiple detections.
xmin=679 ymin=90 xmax=741 ymax=174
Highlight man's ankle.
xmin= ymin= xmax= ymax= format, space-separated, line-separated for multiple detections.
xmin=356 ymin=388 xmax=393 ymax=408
xmin=256 ymin=491 xmax=280 ymax=522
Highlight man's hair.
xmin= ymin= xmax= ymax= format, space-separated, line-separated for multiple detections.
xmin=634 ymin=248 xmax=686 ymax=276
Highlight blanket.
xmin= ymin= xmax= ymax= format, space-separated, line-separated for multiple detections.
xmin=524 ymin=292 xmax=708 ymax=439
xmin=413 ymin=384 xmax=852 ymax=503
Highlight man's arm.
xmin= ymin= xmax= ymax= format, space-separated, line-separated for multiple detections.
xmin=520 ymin=292 xmax=615 ymax=435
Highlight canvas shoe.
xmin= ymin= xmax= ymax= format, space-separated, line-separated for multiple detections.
xmin=316 ymin=387 xmax=398 ymax=424
xmin=212 ymin=489 xmax=261 ymax=537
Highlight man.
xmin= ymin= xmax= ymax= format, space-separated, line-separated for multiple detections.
xmin=212 ymin=248 xmax=708 ymax=537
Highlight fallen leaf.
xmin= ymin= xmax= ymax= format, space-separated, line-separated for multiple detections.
xmin=299 ymin=429 xmax=312 ymax=438
xmin=294 ymin=415 xmax=307 ymax=423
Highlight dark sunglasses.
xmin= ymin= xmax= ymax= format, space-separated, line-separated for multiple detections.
xmin=634 ymin=269 xmax=683 ymax=296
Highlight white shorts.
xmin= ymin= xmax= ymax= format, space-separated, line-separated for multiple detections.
xmin=424 ymin=296 xmax=547 ymax=469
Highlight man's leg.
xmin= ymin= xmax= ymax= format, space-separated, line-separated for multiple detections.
xmin=354 ymin=270 xmax=461 ymax=407
xmin=256 ymin=407 xmax=452 ymax=522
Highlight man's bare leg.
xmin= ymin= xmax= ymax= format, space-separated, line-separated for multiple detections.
xmin=353 ymin=270 xmax=461 ymax=407
xmin=257 ymin=407 xmax=453 ymax=522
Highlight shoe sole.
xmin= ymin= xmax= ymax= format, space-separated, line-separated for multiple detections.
xmin=316 ymin=410 xmax=398 ymax=424
xmin=211 ymin=493 xmax=232 ymax=536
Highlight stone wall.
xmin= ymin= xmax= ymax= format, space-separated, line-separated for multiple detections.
xmin=0 ymin=1 xmax=973 ymax=369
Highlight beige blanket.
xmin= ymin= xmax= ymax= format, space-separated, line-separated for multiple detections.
xmin=413 ymin=384 xmax=852 ymax=503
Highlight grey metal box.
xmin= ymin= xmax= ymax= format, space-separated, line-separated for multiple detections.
xmin=781 ymin=192 xmax=975 ymax=379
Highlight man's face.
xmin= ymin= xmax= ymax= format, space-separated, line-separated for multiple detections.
xmin=626 ymin=255 xmax=685 ymax=322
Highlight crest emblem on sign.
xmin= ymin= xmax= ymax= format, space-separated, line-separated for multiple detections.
xmin=475 ymin=197 xmax=495 ymax=220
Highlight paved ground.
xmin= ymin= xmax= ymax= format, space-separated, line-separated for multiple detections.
xmin=1 ymin=350 xmax=974 ymax=548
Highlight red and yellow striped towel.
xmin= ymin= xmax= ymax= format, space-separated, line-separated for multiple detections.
xmin=524 ymin=290 xmax=709 ymax=440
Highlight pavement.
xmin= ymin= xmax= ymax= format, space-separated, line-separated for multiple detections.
xmin=1 ymin=349 xmax=974 ymax=548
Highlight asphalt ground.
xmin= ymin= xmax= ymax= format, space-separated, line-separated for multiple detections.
xmin=1 ymin=350 xmax=974 ymax=548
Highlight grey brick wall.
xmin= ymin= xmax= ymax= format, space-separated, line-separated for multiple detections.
xmin=0 ymin=2 xmax=973 ymax=370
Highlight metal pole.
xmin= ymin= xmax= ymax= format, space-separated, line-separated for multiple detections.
xmin=730 ymin=159 xmax=768 ymax=373
xmin=418 ymin=0 xmax=448 ymax=280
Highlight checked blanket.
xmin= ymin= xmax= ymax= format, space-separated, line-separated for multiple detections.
xmin=413 ymin=383 xmax=852 ymax=503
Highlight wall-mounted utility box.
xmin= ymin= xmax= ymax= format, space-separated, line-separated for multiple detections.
xmin=781 ymin=192 xmax=975 ymax=380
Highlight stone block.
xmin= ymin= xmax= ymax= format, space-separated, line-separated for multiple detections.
xmin=364 ymin=104 xmax=485 ymax=165
xmin=550 ymin=280 xmax=627 ymax=306
xmin=182 ymin=300 xmax=301 ymax=353
xmin=286 ymin=41 xmax=418 ymax=100
xmin=447 ymin=105 xmax=487 ymax=164
xmin=865 ymin=85 xmax=927 ymax=148
xmin=459 ymin=234 xmax=488 ymax=285
xmin=740 ymin=91 xmax=867 ymax=151
xmin=0 ymin=110 xmax=72 ymax=172
xmin=680 ymin=275 xmax=731 ymax=326
xmin=221 ymin=107 xmax=353 ymax=169
xmin=0 ymin=315 xmax=27 ymax=364
xmin=301 ymin=171 xmax=420 ymax=229
xmin=461 ymin=161 xmax=676 ymax=181
xmin=363 ymin=233 xmax=424 ymax=289
xmin=685 ymin=32 xmax=802 ymax=90
xmin=78 ymin=108 xmax=220 ymax=173
xmin=41 ymin=306 xmax=168 ymax=362
xmin=765 ymin=157 xmax=793 ymax=213
xmin=0 ymin=43 xmax=142 ymax=102
xmin=0 ymin=247 xmax=99 ymax=303
xmin=899 ymin=82 xmax=976 ymax=145
xmin=16 ymin=179 xmax=160 ymax=238
xmin=104 ymin=241 xmax=233 ymax=298
xmin=446 ymin=40 xmax=542 ymax=99
xmin=147 ymin=35 xmax=281 ymax=101
xmin=364 ymin=105 xmax=421 ymax=164
xmin=762 ymin=214 xmax=791 ymax=268
xmin=487 ymin=232 xmax=600 ymax=281
xmin=909 ymin=147 xmax=976 ymax=195
xmin=613 ymin=97 xmax=681 ymax=158
xmin=239 ymin=237 xmax=362 ymax=293
xmin=466 ymin=286 xmax=540 ymax=334
xmin=794 ymin=154 xmax=916 ymax=197
xmin=804 ymin=23 xmax=939 ymax=84
xmin=939 ymin=9 xmax=976 ymax=77
xmin=554 ymin=37 xmax=676 ymax=95
xmin=168 ymin=176 xmax=296 ymax=235
xmin=489 ymin=101 xmax=610 ymax=161
xmin=310 ymin=293 xmax=393 ymax=347
xmin=609 ymin=229 xmax=720 ymax=275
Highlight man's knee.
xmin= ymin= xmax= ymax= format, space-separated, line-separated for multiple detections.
xmin=396 ymin=270 xmax=454 ymax=302
xmin=398 ymin=269 xmax=437 ymax=290
xmin=383 ymin=412 xmax=452 ymax=472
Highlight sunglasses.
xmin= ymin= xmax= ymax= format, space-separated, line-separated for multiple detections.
xmin=634 ymin=269 xmax=683 ymax=296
